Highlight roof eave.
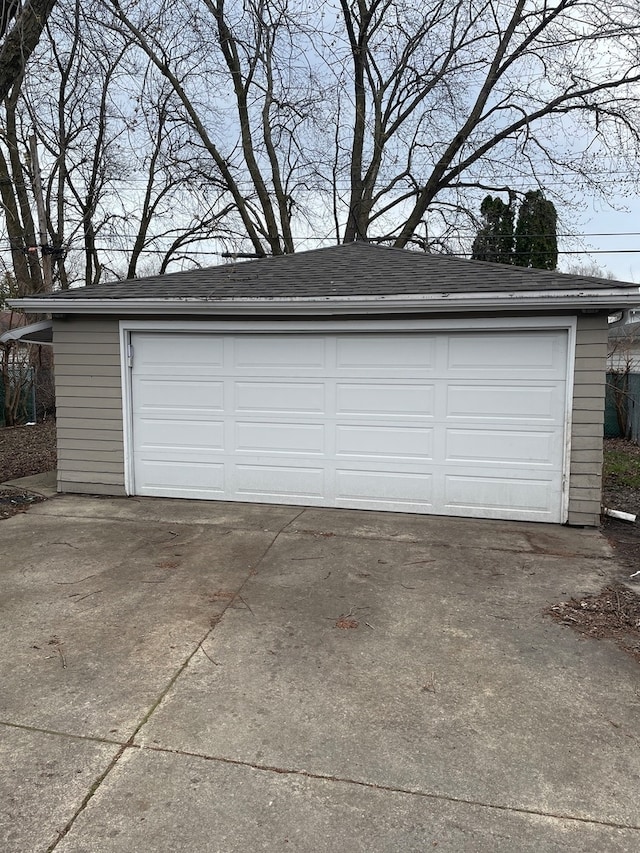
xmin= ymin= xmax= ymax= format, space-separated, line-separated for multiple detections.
xmin=8 ymin=289 xmax=640 ymax=316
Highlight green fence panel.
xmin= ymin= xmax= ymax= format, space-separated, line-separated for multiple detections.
xmin=605 ymin=372 xmax=640 ymax=442
xmin=0 ymin=367 xmax=36 ymax=426
xmin=605 ymin=374 xmax=624 ymax=437
xmin=629 ymin=374 xmax=640 ymax=443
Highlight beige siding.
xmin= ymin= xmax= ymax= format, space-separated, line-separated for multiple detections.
xmin=567 ymin=313 xmax=608 ymax=526
xmin=53 ymin=317 xmax=126 ymax=495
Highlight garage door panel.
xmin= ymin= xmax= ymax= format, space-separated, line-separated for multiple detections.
xmin=136 ymin=459 xmax=225 ymax=494
xmin=446 ymin=385 xmax=562 ymax=421
xmin=235 ymin=464 xmax=325 ymax=499
xmin=136 ymin=334 xmax=224 ymax=374
xmin=336 ymin=383 xmax=434 ymax=417
xmin=444 ymin=473 xmax=556 ymax=515
xmin=135 ymin=378 xmax=225 ymax=412
xmin=235 ymin=382 xmax=325 ymax=413
xmin=136 ymin=418 xmax=225 ymax=451
xmin=336 ymin=335 xmax=435 ymax=371
xmin=235 ymin=421 xmax=325 ymax=454
xmin=445 ymin=429 xmax=557 ymax=466
xmin=446 ymin=332 xmax=566 ymax=376
xmin=233 ymin=336 xmax=325 ymax=369
xmin=336 ymin=469 xmax=433 ymax=506
xmin=335 ymin=424 xmax=433 ymax=459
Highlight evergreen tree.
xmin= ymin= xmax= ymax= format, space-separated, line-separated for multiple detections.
xmin=513 ymin=190 xmax=558 ymax=270
xmin=471 ymin=196 xmax=514 ymax=265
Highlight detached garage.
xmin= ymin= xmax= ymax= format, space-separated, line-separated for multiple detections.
xmin=12 ymin=243 xmax=640 ymax=526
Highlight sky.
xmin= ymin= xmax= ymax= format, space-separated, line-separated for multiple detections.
xmin=573 ymin=198 xmax=640 ymax=283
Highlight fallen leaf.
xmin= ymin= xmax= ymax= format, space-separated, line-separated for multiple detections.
xmin=335 ymin=617 xmax=359 ymax=629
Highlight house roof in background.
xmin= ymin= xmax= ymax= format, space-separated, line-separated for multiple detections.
xmin=0 ymin=320 xmax=53 ymax=345
xmin=609 ymin=320 xmax=640 ymax=340
xmin=8 ymin=242 xmax=640 ymax=316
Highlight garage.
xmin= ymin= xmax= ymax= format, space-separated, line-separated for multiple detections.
xmin=11 ymin=241 xmax=640 ymax=526
xmin=129 ymin=326 xmax=569 ymax=522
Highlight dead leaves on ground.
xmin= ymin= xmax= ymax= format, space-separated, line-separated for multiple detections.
xmin=546 ymin=584 xmax=640 ymax=664
xmin=332 ymin=606 xmax=373 ymax=630
xmin=335 ymin=616 xmax=359 ymax=629
xmin=0 ymin=488 xmax=45 ymax=519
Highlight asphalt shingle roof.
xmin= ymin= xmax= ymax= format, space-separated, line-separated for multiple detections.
xmin=28 ymin=242 xmax=638 ymax=302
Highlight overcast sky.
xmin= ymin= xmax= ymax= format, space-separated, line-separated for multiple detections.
xmin=567 ymin=198 xmax=640 ymax=283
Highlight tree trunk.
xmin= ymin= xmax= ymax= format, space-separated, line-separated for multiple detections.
xmin=0 ymin=0 xmax=56 ymax=103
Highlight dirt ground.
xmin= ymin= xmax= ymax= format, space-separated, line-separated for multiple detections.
xmin=0 ymin=421 xmax=56 ymax=519
xmin=550 ymin=438 xmax=640 ymax=664
xmin=601 ymin=438 xmax=640 ymax=572
xmin=0 ymin=420 xmax=56 ymax=482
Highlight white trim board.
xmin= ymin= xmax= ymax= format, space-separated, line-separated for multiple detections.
xmin=119 ymin=316 xmax=577 ymax=334
xmin=11 ymin=288 xmax=640 ymax=314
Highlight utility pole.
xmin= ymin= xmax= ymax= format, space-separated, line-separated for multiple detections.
xmin=29 ymin=134 xmax=52 ymax=292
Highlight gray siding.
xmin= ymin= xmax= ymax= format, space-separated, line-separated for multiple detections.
xmin=567 ymin=314 xmax=608 ymax=526
xmin=52 ymin=313 xmax=608 ymax=525
xmin=53 ymin=317 xmax=126 ymax=495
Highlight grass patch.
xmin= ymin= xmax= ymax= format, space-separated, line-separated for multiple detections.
xmin=603 ymin=443 xmax=640 ymax=488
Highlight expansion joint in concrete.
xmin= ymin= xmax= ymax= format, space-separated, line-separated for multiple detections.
xmin=139 ymin=742 xmax=640 ymax=834
xmin=42 ymin=511 xmax=305 ymax=851
xmin=45 ymin=742 xmax=129 ymax=852
xmin=0 ymin=719 xmax=123 ymax=747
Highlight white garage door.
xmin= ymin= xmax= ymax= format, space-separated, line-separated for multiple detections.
xmin=129 ymin=329 xmax=569 ymax=521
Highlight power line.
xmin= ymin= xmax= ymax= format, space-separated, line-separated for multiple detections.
xmin=69 ymin=231 xmax=640 ymax=240
xmin=6 ymin=230 xmax=640 ymax=252
xmin=6 ymin=172 xmax=640 ymax=195
xmin=71 ymin=246 xmax=640 ymax=257
xmin=5 ymin=241 xmax=640 ymax=257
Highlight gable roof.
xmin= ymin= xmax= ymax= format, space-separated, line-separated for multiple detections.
xmin=9 ymin=242 xmax=640 ymax=316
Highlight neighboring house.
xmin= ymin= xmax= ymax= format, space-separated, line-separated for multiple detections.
xmin=10 ymin=242 xmax=640 ymax=526
xmin=0 ymin=310 xmax=28 ymax=354
xmin=608 ymin=320 xmax=640 ymax=374
xmin=0 ymin=311 xmax=53 ymax=355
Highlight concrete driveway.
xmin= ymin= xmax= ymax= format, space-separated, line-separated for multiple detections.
xmin=1 ymin=483 xmax=639 ymax=852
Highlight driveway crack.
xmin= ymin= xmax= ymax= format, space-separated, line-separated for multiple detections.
xmin=44 ymin=510 xmax=305 ymax=850
xmin=46 ymin=742 xmax=128 ymax=852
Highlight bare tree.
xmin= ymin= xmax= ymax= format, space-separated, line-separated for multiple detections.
xmin=0 ymin=0 xmax=135 ymax=289
xmin=41 ymin=3 xmax=135 ymax=286
xmin=563 ymin=261 xmax=616 ymax=280
xmin=0 ymin=272 xmax=36 ymax=425
xmin=0 ymin=74 xmax=44 ymax=295
xmin=324 ymin=0 xmax=640 ymax=248
xmin=0 ymin=0 xmax=56 ymax=103
xmin=121 ymin=72 xmax=236 ymax=278
xmin=106 ymin=0 xmax=326 ymax=256
xmin=101 ymin=0 xmax=640 ymax=253
xmin=0 ymin=0 xmax=273 ymax=285
xmin=3 ymin=0 xmax=640 ymax=282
